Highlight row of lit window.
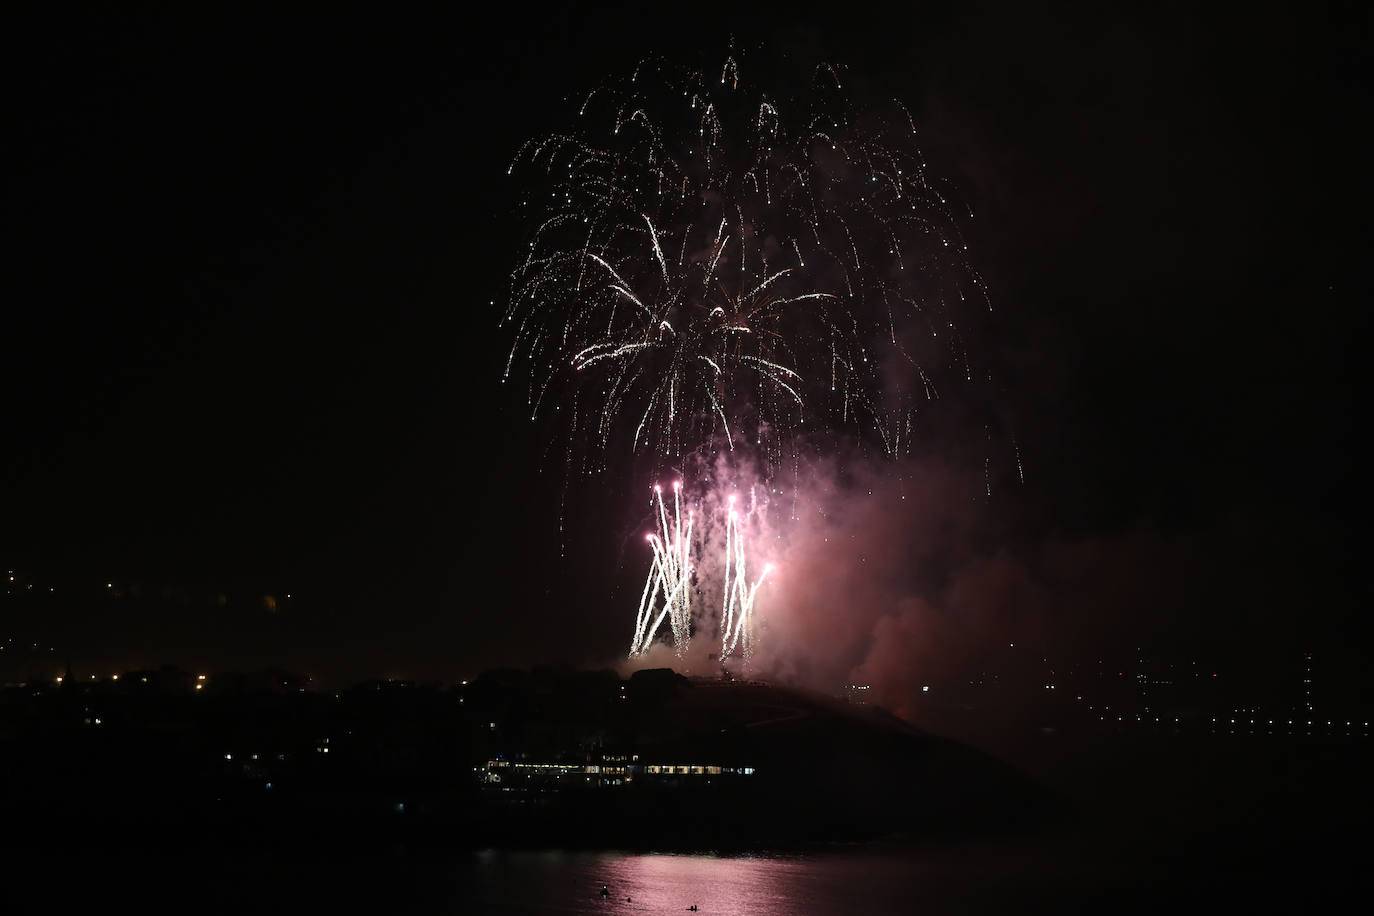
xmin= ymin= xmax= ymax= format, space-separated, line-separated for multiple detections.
xmin=485 ymin=761 xmax=754 ymax=776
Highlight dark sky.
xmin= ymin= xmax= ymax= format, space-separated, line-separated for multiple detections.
xmin=4 ymin=4 xmax=1367 ymax=690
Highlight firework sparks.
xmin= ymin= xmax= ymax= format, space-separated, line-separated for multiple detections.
xmin=720 ymin=494 xmax=772 ymax=664
xmin=629 ymin=482 xmax=775 ymax=664
xmin=505 ymin=49 xmax=996 ymax=667
xmin=504 ymin=50 xmax=989 ymax=479
xmin=631 ymin=482 xmax=693 ymax=657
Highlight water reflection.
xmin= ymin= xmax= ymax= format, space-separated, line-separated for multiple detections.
xmin=457 ymin=845 xmax=1013 ymax=914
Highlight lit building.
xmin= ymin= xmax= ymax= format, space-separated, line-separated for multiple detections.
xmin=482 ymin=751 xmax=754 ymax=789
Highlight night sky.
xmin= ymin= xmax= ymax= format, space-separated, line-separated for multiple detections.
xmin=5 ymin=4 xmax=1367 ymax=697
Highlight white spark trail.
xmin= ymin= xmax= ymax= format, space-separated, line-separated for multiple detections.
xmin=630 ymin=482 xmax=694 ymax=657
xmin=644 ymin=214 xmax=670 ymax=284
xmin=720 ymin=495 xmax=772 ymax=664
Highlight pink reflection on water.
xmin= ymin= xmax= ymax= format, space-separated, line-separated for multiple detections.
xmin=604 ymin=852 xmax=811 ymax=913
xmin=462 ymin=848 xmax=957 ymax=914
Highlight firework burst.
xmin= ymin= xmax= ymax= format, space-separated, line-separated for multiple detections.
xmin=505 ymin=48 xmax=999 ymax=666
xmin=503 ymin=49 xmax=990 ymax=479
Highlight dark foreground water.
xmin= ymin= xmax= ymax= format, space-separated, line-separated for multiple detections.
xmin=443 ymin=811 xmax=1350 ymax=914
xmin=13 ymin=732 xmax=1367 ymax=913
xmin=26 ymin=817 xmax=1350 ymax=915
xmin=450 ymin=837 xmax=1138 ymax=914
